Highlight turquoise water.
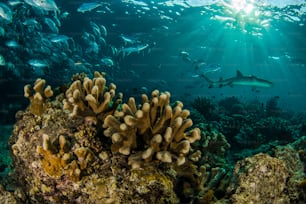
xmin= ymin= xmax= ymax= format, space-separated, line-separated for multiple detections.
xmin=1 ymin=0 xmax=306 ymax=124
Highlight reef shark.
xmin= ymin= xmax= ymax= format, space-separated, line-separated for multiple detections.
xmin=201 ymin=70 xmax=273 ymax=88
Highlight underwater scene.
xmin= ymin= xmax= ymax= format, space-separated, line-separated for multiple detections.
xmin=0 ymin=0 xmax=306 ymax=203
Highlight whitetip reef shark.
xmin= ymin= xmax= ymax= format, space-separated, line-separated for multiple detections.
xmin=200 ymin=70 xmax=273 ymax=88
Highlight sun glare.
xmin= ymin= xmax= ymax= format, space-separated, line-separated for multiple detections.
xmin=230 ymin=0 xmax=255 ymax=15
xmin=211 ymin=0 xmax=269 ymax=34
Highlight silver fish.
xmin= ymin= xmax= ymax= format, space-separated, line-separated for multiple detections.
xmin=23 ymin=18 xmax=39 ymax=26
xmin=50 ymin=34 xmax=70 ymax=43
xmin=44 ymin=17 xmax=58 ymax=33
xmin=101 ymin=57 xmax=114 ymax=67
xmin=0 ymin=26 xmax=5 ymax=37
xmin=28 ymin=59 xmax=49 ymax=68
xmin=100 ymin=25 xmax=107 ymax=37
xmin=90 ymin=21 xmax=101 ymax=37
xmin=5 ymin=40 xmax=20 ymax=48
xmin=7 ymin=0 xmax=23 ymax=6
xmin=119 ymin=44 xmax=149 ymax=57
xmin=77 ymin=2 xmax=102 ymax=13
xmin=0 ymin=3 xmax=13 ymax=22
xmin=0 ymin=54 xmax=6 ymax=66
xmin=24 ymin=0 xmax=59 ymax=11
xmin=60 ymin=11 xmax=70 ymax=19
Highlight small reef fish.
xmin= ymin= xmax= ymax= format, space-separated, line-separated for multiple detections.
xmin=120 ymin=34 xmax=140 ymax=45
xmin=179 ymin=51 xmax=192 ymax=63
xmin=100 ymin=25 xmax=107 ymax=37
xmin=49 ymin=35 xmax=70 ymax=43
xmin=90 ymin=21 xmax=101 ymax=37
xmin=77 ymin=2 xmax=103 ymax=13
xmin=180 ymin=51 xmax=222 ymax=76
xmin=0 ymin=26 xmax=5 ymax=37
xmin=0 ymin=3 xmax=13 ymax=22
xmin=119 ymin=44 xmax=149 ymax=57
xmin=23 ymin=18 xmax=39 ymax=26
xmin=24 ymin=0 xmax=59 ymax=11
xmin=201 ymin=70 xmax=273 ymax=88
xmin=5 ymin=40 xmax=20 ymax=48
xmin=7 ymin=0 xmax=23 ymax=6
xmin=199 ymin=63 xmax=221 ymax=74
xmin=28 ymin=59 xmax=49 ymax=68
xmin=0 ymin=54 xmax=6 ymax=66
xmin=60 ymin=11 xmax=70 ymax=19
xmin=268 ymin=56 xmax=280 ymax=60
xmin=44 ymin=18 xmax=59 ymax=33
xmin=101 ymin=57 xmax=114 ymax=67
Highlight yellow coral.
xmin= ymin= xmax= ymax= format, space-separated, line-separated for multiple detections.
xmin=198 ymin=189 xmax=215 ymax=204
xmin=36 ymin=133 xmax=86 ymax=182
xmin=74 ymin=147 xmax=95 ymax=170
xmin=24 ymin=78 xmax=53 ymax=115
xmin=37 ymin=145 xmax=63 ymax=178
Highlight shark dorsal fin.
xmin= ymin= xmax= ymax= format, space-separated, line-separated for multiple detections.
xmin=236 ymin=70 xmax=243 ymax=77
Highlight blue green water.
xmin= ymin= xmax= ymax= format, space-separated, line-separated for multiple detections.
xmin=1 ymin=0 xmax=306 ymax=125
xmin=0 ymin=0 xmax=306 ymax=200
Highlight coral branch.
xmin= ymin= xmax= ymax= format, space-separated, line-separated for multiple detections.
xmin=103 ymin=90 xmax=201 ymax=168
xmin=24 ymin=78 xmax=53 ymax=115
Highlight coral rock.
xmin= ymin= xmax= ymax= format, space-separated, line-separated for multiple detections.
xmin=228 ymin=153 xmax=290 ymax=204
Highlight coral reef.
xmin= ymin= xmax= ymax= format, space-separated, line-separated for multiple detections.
xmin=194 ymin=123 xmax=231 ymax=168
xmin=190 ymin=96 xmax=219 ymax=121
xmin=0 ymin=184 xmax=18 ymax=204
xmin=0 ymin=126 xmax=13 ymax=182
xmin=8 ymin=73 xmax=204 ymax=203
xmin=225 ymin=137 xmax=306 ymax=204
xmin=3 ymin=72 xmax=306 ymax=203
xmin=234 ymin=117 xmax=300 ymax=150
xmin=274 ymin=144 xmax=305 ymax=202
xmin=218 ymin=96 xmax=241 ymax=115
xmin=173 ymin=123 xmax=231 ymax=202
xmin=265 ymin=96 xmax=281 ymax=117
xmin=228 ymin=153 xmax=290 ymax=204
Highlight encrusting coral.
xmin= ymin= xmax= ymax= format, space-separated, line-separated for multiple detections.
xmin=24 ymin=78 xmax=53 ymax=115
xmin=103 ymin=89 xmax=201 ymax=169
xmin=228 ymin=153 xmax=290 ymax=204
xmin=35 ymin=133 xmax=97 ymax=182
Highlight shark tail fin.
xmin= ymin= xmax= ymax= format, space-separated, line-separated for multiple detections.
xmin=200 ymin=73 xmax=214 ymax=88
xmin=200 ymin=73 xmax=213 ymax=83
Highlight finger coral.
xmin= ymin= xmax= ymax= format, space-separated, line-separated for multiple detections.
xmin=63 ymin=71 xmax=122 ymax=119
xmin=103 ymin=89 xmax=201 ymax=168
xmin=36 ymin=133 xmax=96 ymax=182
xmin=24 ymin=78 xmax=53 ymax=115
